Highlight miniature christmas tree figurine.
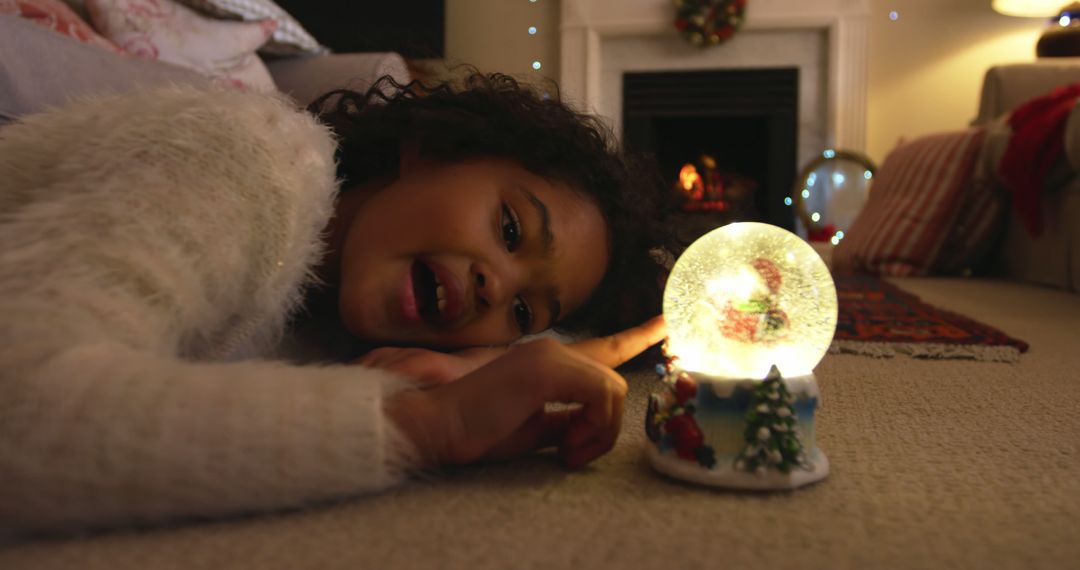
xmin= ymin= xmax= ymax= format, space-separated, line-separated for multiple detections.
xmin=735 ymin=366 xmax=809 ymax=475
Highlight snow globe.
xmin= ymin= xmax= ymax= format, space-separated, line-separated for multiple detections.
xmin=645 ymin=222 xmax=837 ymax=490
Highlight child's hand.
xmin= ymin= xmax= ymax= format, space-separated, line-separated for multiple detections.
xmin=358 ymin=315 xmax=667 ymax=387
xmin=570 ymin=314 xmax=666 ymax=368
xmin=385 ymin=338 xmax=631 ymax=470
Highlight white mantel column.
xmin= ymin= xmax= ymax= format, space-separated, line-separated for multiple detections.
xmin=830 ymin=15 xmax=869 ymax=151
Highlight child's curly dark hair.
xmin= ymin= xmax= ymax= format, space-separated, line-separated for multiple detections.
xmin=307 ymin=72 xmax=680 ymax=337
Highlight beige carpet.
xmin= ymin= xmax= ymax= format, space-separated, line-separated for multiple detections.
xmin=2 ymin=278 xmax=1078 ymax=570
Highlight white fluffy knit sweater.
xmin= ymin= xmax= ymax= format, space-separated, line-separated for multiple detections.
xmin=0 ymin=86 xmax=415 ymax=534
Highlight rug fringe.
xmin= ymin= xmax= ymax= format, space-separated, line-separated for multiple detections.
xmin=829 ymin=340 xmax=1021 ymax=363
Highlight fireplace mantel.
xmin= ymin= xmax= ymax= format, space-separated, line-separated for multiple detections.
xmin=559 ymin=0 xmax=870 ymax=151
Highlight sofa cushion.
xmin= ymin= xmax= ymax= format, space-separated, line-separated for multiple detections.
xmin=264 ymin=52 xmax=411 ymax=107
xmin=0 ymin=0 xmax=122 ymax=54
xmin=974 ymin=60 xmax=1080 ymax=126
xmin=0 ymin=14 xmax=207 ymax=125
xmin=998 ymin=178 xmax=1080 ymax=293
xmin=997 ymin=83 xmax=1080 ymax=238
xmin=832 ymin=128 xmax=986 ymax=277
xmin=86 ymin=0 xmax=277 ymax=92
xmin=992 ymin=100 xmax=1080 ymax=293
xmin=174 ymin=0 xmax=323 ymax=56
xmin=934 ymin=176 xmax=1008 ymax=276
xmin=932 ymin=117 xmax=1012 ymax=275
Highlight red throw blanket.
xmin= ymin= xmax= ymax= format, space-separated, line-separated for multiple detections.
xmin=998 ymin=83 xmax=1080 ymax=237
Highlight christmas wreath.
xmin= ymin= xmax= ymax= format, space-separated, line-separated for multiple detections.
xmin=674 ymin=0 xmax=747 ymax=47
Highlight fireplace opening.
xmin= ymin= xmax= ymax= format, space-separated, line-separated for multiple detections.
xmin=622 ymin=68 xmax=798 ymax=242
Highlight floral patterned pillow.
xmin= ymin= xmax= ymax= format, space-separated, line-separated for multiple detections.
xmin=0 ymin=0 xmax=123 ymax=54
xmin=86 ymin=0 xmax=277 ymax=91
xmin=174 ymin=0 xmax=323 ymax=56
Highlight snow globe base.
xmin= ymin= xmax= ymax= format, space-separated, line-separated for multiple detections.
xmin=645 ymin=443 xmax=829 ymax=490
xmin=644 ymin=368 xmax=829 ymax=491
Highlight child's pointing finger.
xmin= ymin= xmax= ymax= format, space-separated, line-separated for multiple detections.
xmin=570 ymin=315 xmax=667 ymax=369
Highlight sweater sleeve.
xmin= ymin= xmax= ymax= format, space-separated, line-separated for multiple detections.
xmin=0 ymin=86 xmax=419 ymax=534
xmin=0 ymin=341 xmax=419 ymax=534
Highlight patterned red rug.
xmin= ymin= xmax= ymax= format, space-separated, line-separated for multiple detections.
xmin=829 ymin=276 xmax=1029 ymax=362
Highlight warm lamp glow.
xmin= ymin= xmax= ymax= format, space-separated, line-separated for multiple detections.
xmin=663 ymin=223 xmax=837 ymax=379
xmin=992 ymin=0 xmax=1064 ymax=17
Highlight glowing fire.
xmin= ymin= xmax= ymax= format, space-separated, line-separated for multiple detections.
xmin=679 ymin=163 xmax=704 ymax=201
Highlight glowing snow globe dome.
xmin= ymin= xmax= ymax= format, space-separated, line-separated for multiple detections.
xmin=663 ymin=222 xmax=838 ymax=379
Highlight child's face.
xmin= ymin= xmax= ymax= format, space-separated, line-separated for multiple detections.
xmin=335 ymin=157 xmax=609 ymax=348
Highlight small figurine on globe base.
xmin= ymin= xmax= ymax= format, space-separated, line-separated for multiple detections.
xmin=645 ymin=222 xmax=837 ymax=490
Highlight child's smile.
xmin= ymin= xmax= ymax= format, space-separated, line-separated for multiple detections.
xmin=403 ymin=257 xmax=466 ymax=326
xmin=328 ymin=157 xmax=611 ymax=349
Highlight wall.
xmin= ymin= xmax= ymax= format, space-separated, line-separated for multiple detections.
xmin=444 ymin=0 xmax=561 ymax=85
xmin=866 ymin=0 xmax=1047 ymax=161
xmin=446 ymin=0 xmax=1050 ymax=163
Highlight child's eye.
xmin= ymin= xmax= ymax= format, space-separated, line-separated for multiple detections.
xmin=501 ymin=204 xmax=522 ymax=252
xmin=512 ymin=296 xmax=533 ymax=334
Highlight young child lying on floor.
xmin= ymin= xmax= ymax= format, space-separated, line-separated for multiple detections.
xmin=0 ymin=73 xmax=674 ymax=535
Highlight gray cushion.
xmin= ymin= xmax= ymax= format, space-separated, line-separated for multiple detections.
xmin=265 ymin=52 xmax=410 ymax=107
xmin=999 ymin=177 xmax=1080 ymax=293
xmin=0 ymin=15 xmax=207 ymax=124
xmin=974 ymin=60 xmax=1080 ymax=126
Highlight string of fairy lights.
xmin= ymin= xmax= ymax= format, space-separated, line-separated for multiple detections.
xmin=528 ymin=0 xmax=541 ymax=72
xmin=785 ymin=149 xmax=874 ymax=246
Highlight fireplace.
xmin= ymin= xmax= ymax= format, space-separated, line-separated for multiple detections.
xmin=623 ymin=68 xmax=798 ymax=240
xmin=558 ymin=0 xmax=872 ymax=234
